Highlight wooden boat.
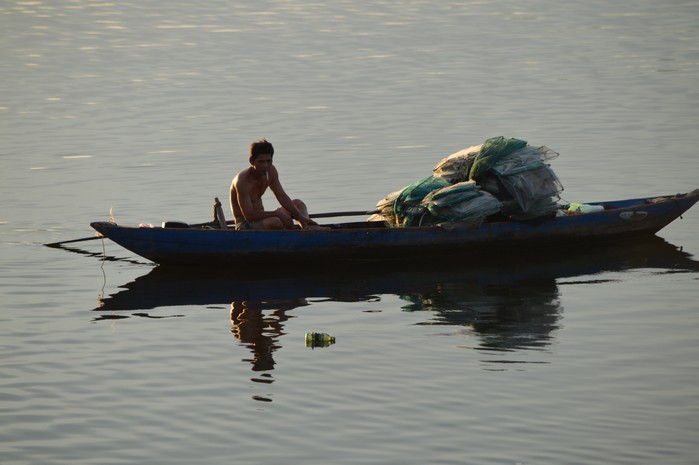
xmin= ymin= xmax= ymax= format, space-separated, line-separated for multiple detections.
xmin=90 ymin=189 xmax=699 ymax=267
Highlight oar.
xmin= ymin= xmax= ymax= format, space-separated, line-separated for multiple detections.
xmin=45 ymin=234 xmax=104 ymax=248
xmin=218 ymin=209 xmax=380 ymax=226
xmin=309 ymin=210 xmax=379 ymax=219
xmin=45 ymin=209 xmax=382 ymax=247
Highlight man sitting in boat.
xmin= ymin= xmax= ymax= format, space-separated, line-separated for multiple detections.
xmin=230 ymin=139 xmax=321 ymax=230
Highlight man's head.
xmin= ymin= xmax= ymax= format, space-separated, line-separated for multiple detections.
xmin=250 ymin=139 xmax=274 ymax=163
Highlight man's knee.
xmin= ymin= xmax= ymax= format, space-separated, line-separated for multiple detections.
xmin=292 ymin=199 xmax=307 ymax=212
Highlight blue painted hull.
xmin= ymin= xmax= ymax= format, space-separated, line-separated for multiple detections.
xmin=91 ymin=190 xmax=699 ymax=267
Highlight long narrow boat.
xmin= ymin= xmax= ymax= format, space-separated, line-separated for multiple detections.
xmin=91 ymin=189 xmax=699 ymax=267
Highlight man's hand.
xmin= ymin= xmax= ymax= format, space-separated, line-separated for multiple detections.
xmin=276 ymin=210 xmax=295 ymax=229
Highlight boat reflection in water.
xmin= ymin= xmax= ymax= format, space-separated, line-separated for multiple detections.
xmin=95 ymin=236 xmax=699 ymax=379
xmin=400 ymin=275 xmax=563 ymax=361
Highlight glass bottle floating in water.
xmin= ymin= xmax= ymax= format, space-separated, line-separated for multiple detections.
xmin=305 ymin=332 xmax=336 ymax=348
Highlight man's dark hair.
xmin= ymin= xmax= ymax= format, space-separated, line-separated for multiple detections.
xmin=250 ymin=139 xmax=274 ymax=162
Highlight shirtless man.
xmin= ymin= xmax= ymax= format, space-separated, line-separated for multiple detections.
xmin=230 ymin=139 xmax=320 ymax=230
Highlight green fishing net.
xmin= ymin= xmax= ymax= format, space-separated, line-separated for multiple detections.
xmin=392 ymin=176 xmax=450 ymax=226
xmin=469 ymin=136 xmax=528 ymax=182
xmin=371 ymin=136 xmax=564 ymax=227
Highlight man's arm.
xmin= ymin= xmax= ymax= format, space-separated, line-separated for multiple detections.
xmin=268 ymin=167 xmax=316 ymax=228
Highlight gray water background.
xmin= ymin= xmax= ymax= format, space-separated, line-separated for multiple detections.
xmin=2 ymin=1 xmax=699 ymax=464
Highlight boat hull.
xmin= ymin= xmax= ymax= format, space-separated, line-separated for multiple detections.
xmin=91 ymin=190 xmax=699 ymax=267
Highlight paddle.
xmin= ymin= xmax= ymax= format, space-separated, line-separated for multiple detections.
xmin=45 ymin=234 xmax=104 ymax=248
xmin=218 ymin=209 xmax=380 ymax=226
xmin=44 ymin=209 xmax=381 ymax=248
xmin=209 ymin=209 xmax=380 ymax=227
xmin=309 ymin=210 xmax=379 ymax=219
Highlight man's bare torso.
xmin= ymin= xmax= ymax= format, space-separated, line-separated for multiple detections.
xmin=230 ymin=166 xmax=273 ymax=222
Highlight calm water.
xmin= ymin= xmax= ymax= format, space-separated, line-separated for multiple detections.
xmin=2 ymin=1 xmax=699 ymax=464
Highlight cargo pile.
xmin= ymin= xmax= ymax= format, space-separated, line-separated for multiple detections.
xmin=370 ymin=137 xmax=563 ymax=228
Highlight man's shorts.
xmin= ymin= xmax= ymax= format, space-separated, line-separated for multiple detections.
xmin=234 ymin=218 xmax=266 ymax=230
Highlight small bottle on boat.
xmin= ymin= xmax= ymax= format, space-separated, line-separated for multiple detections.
xmin=305 ymin=332 xmax=336 ymax=348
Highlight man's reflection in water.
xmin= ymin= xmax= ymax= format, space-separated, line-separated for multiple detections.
xmin=229 ymin=299 xmax=308 ymax=378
